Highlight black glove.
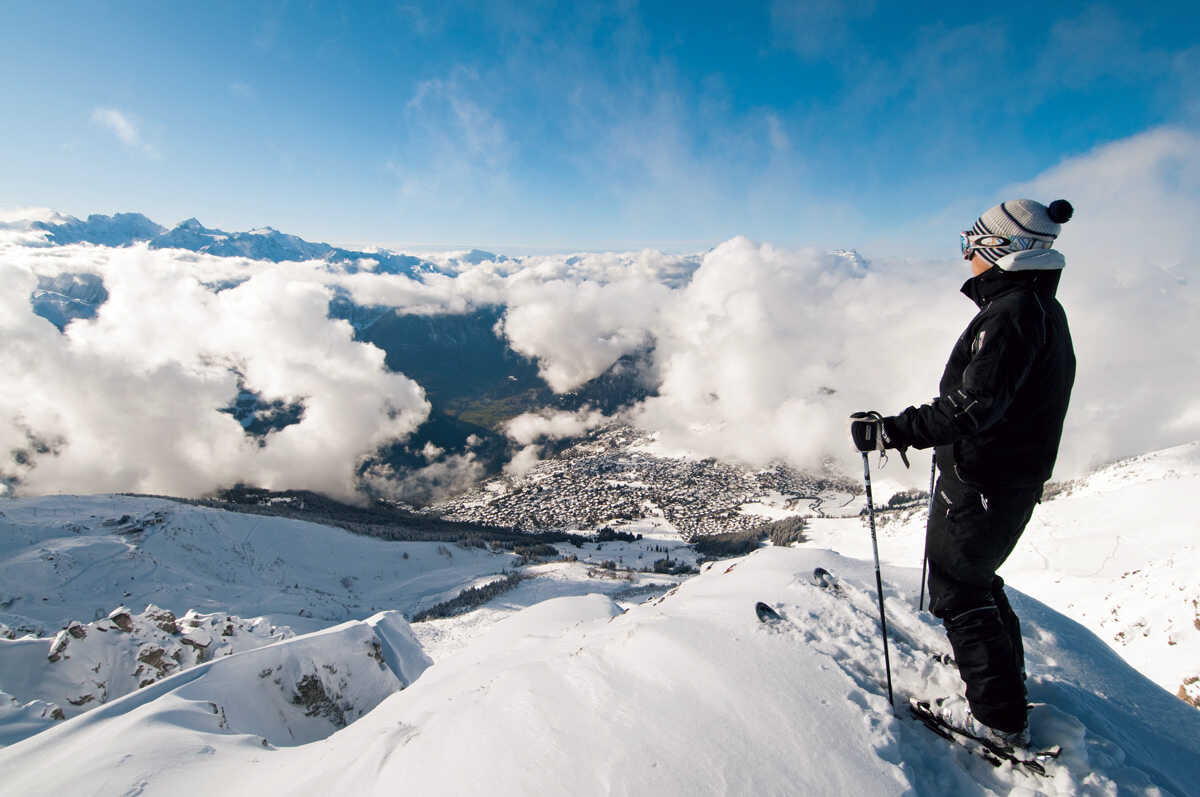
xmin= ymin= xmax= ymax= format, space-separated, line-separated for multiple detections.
xmin=849 ymin=411 xmax=910 ymax=467
xmin=849 ymin=411 xmax=885 ymax=453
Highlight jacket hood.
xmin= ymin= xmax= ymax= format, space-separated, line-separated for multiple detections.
xmin=995 ymin=248 xmax=1065 ymax=272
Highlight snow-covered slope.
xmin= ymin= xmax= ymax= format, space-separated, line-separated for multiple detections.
xmin=0 ymin=495 xmax=519 ymax=637
xmin=0 ymin=494 xmax=687 ymax=748
xmin=1 ymin=547 xmax=1195 ymax=795
xmin=0 ymin=604 xmax=293 ymax=744
xmin=30 ymin=212 xmax=165 ymax=247
xmin=806 ymin=441 xmax=1200 ymax=708
xmin=0 ymin=609 xmax=430 ymax=792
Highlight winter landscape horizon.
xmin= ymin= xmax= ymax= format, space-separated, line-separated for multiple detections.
xmin=4 ymin=2 xmax=1200 ymax=795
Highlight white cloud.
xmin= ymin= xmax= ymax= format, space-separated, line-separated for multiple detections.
xmin=629 ymin=241 xmax=961 ymax=479
xmin=504 ymin=409 xmax=608 ymax=446
xmin=90 ymin=108 xmax=156 ymax=157
xmin=361 ymin=451 xmax=483 ymax=505
xmin=486 ymin=128 xmax=1200 ymax=484
xmin=499 ymin=277 xmax=668 ymax=392
xmin=91 ymin=108 xmax=139 ymax=146
xmin=1008 ymin=126 xmax=1200 ymax=474
xmin=5 ymin=124 xmax=1196 ymax=497
xmin=503 ymin=444 xmax=542 ymax=478
xmin=393 ymin=72 xmax=512 ymax=207
xmin=0 ymin=243 xmax=429 ymax=501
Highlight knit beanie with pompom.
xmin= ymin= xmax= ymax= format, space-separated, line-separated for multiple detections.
xmin=969 ymin=199 xmax=1074 ymax=270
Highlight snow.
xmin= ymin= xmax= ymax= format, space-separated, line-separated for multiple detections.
xmin=0 ymin=604 xmax=292 ymax=743
xmin=1 ymin=547 xmax=1196 ymax=795
xmin=806 ymin=442 xmax=1200 ymax=707
xmin=0 ymin=610 xmax=430 ymax=794
xmin=0 ymin=495 xmax=519 ymax=638
xmin=1 ymin=444 xmax=1199 ymax=794
xmin=738 ymin=489 xmax=802 ymax=520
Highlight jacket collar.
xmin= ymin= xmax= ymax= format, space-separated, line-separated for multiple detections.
xmin=995 ymin=248 xmax=1066 ymax=272
xmin=961 ymin=266 xmax=1062 ymax=308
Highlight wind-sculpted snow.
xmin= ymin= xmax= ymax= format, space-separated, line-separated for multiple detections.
xmin=0 ymin=609 xmax=429 ymax=769
xmin=1 ymin=548 xmax=1195 ymax=795
xmin=0 ymin=604 xmax=293 ymax=745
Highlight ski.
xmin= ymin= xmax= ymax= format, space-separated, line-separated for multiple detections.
xmin=755 ymin=601 xmax=783 ymax=624
xmin=811 ymin=566 xmax=840 ymax=592
xmin=909 ymin=698 xmax=1060 ymax=776
xmin=758 ymin=567 xmax=841 ymax=624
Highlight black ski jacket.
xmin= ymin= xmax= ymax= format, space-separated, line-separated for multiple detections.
xmin=883 ymin=267 xmax=1075 ymax=489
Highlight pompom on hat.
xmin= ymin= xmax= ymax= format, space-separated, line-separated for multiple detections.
xmin=968 ymin=199 xmax=1074 ymax=270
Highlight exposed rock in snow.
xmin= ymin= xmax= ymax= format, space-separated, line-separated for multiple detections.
xmin=0 ymin=609 xmax=429 ymax=767
xmin=0 ymin=604 xmax=293 ymax=745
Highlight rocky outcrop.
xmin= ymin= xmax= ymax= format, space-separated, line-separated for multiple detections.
xmin=107 ymin=607 xmax=133 ymax=633
xmin=6 ymin=605 xmax=294 ymax=737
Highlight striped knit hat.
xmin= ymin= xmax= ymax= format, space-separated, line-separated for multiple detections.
xmin=970 ymin=199 xmax=1074 ymax=269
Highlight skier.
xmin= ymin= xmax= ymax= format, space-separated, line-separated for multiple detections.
xmin=850 ymin=198 xmax=1076 ymax=749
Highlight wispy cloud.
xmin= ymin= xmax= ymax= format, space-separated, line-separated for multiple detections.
xmin=90 ymin=108 xmax=157 ymax=157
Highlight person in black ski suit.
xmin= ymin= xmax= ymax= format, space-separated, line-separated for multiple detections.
xmin=850 ymin=197 xmax=1075 ymax=747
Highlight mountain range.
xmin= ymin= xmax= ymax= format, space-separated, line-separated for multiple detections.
xmin=32 ymin=212 xmax=432 ymax=275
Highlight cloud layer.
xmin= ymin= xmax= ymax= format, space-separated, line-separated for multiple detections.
xmin=1 ymin=245 xmax=429 ymax=501
xmin=491 ymin=127 xmax=1200 ymax=483
xmin=3 ymin=126 xmax=1198 ymax=498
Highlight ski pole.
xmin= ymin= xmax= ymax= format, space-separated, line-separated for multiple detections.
xmin=919 ymin=457 xmax=936 ymax=612
xmin=861 ymin=452 xmax=895 ymax=709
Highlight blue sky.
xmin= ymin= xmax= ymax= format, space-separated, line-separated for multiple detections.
xmin=2 ymin=1 xmax=1196 ymax=254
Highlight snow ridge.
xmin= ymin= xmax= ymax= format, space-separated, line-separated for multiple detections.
xmin=2 ymin=547 xmax=1197 ymax=795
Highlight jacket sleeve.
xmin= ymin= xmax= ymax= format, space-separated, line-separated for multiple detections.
xmin=883 ymin=309 xmax=1040 ymax=450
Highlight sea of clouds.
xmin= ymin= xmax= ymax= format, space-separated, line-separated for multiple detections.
xmin=1 ymin=127 xmax=1197 ymax=500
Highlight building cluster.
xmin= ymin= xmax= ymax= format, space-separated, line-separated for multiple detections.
xmin=433 ymin=426 xmax=851 ymax=539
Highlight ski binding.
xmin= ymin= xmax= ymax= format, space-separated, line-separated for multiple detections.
xmin=909 ymin=698 xmax=1060 ymax=776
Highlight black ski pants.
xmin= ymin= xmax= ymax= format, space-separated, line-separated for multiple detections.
xmin=925 ymin=466 xmax=1041 ymax=733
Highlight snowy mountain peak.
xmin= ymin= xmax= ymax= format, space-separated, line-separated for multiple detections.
xmin=831 ymin=248 xmax=870 ymax=272
xmin=18 ymin=208 xmax=435 ymax=277
xmin=29 ymin=212 xmax=165 ymax=247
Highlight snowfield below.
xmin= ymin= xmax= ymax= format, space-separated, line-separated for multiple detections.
xmin=1 ymin=547 xmax=1196 ymax=795
xmin=0 ymin=494 xmax=522 ymax=639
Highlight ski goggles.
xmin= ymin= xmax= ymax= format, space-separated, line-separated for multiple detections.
xmin=960 ymin=231 xmax=1052 ymax=260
